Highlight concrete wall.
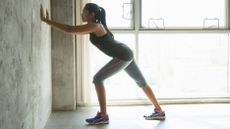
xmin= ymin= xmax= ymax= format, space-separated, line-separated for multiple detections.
xmin=51 ymin=0 xmax=76 ymax=110
xmin=0 ymin=0 xmax=52 ymax=129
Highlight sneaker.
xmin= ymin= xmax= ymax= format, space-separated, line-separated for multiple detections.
xmin=85 ymin=112 xmax=109 ymax=125
xmin=144 ymin=109 xmax=166 ymax=120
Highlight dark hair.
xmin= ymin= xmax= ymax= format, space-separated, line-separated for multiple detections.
xmin=84 ymin=3 xmax=114 ymax=38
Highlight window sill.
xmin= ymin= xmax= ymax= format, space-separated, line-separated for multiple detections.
xmin=77 ymin=97 xmax=230 ymax=107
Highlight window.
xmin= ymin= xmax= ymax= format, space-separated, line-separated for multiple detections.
xmin=141 ymin=0 xmax=227 ymax=29
xmin=79 ymin=0 xmax=230 ymax=104
xmin=138 ymin=33 xmax=229 ymax=98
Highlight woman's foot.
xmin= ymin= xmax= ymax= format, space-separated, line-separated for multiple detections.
xmin=85 ymin=112 xmax=109 ymax=125
xmin=143 ymin=109 xmax=166 ymax=120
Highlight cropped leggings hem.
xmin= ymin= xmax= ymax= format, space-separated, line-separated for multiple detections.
xmin=93 ymin=58 xmax=147 ymax=87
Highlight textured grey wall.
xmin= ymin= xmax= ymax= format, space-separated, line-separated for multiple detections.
xmin=0 ymin=0 xmax=52 ymax=129
xmin=51 ymin=0 xmax=76 ymax=110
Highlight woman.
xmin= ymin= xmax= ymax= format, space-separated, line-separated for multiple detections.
xmin=41 ymin=3 xmax=165 ymax=125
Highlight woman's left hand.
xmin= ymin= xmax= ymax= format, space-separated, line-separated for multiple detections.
xmin=40 ymin=5 xmax=50 ymax=22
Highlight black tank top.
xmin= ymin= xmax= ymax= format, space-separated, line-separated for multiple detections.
xmin=89 ymin=33 xmax=133 ymax=61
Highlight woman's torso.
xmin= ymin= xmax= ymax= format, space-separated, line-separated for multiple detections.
xmin=89 ymin=33 xmax=133 ymax=61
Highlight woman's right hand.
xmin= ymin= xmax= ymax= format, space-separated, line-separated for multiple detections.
xmin=40 ymin=5 xmax=49 ymax=22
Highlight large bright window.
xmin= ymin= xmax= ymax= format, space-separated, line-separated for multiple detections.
xmin=141 ymin=0 xmax=227 ymax=29
xmin=81 ymin=0 xmax=230 ymax=104
xmin=138 ymin=33 xmax=229 ymax=98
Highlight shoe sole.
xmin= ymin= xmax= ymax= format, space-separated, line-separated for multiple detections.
xmin=145 ymin=116 xmax=166 ymax=120
xmin=87 ymin=120 xmax=109 ymax=125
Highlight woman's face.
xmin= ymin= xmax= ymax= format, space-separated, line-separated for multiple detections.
xmin=81 ymin=9 xmax=95 ymax=22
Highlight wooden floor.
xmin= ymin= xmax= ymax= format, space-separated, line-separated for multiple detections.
xmin=44 ymin=104 xmax=230 ymax=129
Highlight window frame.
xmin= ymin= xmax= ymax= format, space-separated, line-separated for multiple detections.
xmin=112 ymin=0 xmax=230 ymax=100
xmin=110 ymin=0 xmax=230 ymax=63
xmin=76 ymin=0 xmax=230 ymax=106
xmin=109 ymin=0 xmax=230 ymax=31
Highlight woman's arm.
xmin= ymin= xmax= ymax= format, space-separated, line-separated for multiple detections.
xmin=40 ymin=5 xmax=99 ymax=35
xmin=42 ymin=19 xmax=99 ymax=35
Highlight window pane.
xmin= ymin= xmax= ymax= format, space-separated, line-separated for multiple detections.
xmin=91 ymin=0 xmax=133 ymax=29
xmin=89 ymin=33 xmax=137 ymax=101
xmin=138 ymin=33 xmax=229 ymax=98
xmin=141 ymin=0 xmax=227 ymax=29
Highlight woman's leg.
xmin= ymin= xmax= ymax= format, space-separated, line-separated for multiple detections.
xmin=124 ymin=60 xmax=163 ymax=111
xmin=95 ymin=84 xmax=107 ymax=115
xmin=93 ymin=58 xmax=131 ymax=115
xmin=142 ymin=85 xmax=162 ymax=111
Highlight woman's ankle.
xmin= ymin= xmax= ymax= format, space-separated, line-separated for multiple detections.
xmin=99 ymin=111 xmax=107 ymax=116
xmin=154 ymin=108 xmax=163 ymax=112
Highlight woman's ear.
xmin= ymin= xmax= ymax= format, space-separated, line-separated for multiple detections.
xmin=88 ymin=12 xmax=96 ymax=21
xmin=90 ymin=12 xmax=96 ymax=18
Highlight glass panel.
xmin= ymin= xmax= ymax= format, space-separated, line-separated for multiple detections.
xmin=91 ymin=0 xmax=133 ymax=29
xmin=88 ymin=33 xmax=137 ymax=101
xmin=141 ymin=0 xmax=227 ymax=29
xmin=138 ymin=33 xmax=229 ymax=98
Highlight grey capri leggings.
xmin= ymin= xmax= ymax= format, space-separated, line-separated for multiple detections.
xmin=93 ymin=58 xmax=147 ymax=87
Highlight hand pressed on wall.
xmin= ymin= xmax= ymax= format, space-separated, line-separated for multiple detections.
xmin=40 ymin=5 xmax=50 ymax=22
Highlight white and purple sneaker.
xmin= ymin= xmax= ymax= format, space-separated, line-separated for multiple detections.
xmin=85 ymin=112 xmax=109 ymax=125
xmin=144 ymin=109 xmax=166 ymax=120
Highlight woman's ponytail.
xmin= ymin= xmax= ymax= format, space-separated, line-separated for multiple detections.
xmin=98 ymin=7 xmax=105 ymax=25
xmin=98 ymin=7 xmax=114 ymax=38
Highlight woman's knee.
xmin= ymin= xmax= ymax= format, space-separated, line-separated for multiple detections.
xmin=93 ymin=74 xmax=104 ymax=85
xmin=137 ymin=82 xmax=148 ymax=88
